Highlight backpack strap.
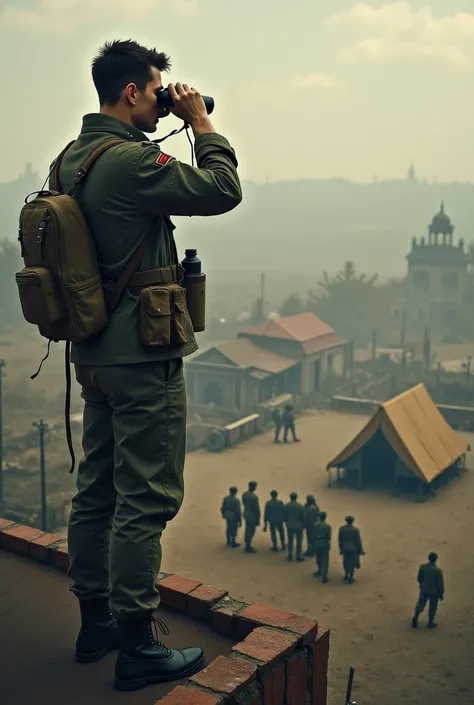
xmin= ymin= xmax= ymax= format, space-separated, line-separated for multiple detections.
xmin=104 ymin=223 xmax=158 ymax=312
xmin=50 ymin=140 xmax=76 ymax=192
xmin=68 ymin=137 xmax=124 ymax=196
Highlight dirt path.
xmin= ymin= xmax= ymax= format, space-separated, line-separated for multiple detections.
xmin=162 ymin=412 xmax=474 ymax=705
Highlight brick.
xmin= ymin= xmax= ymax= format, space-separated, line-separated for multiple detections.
xmin=1 ymin=524 xmax=44 ymax=556
xmin=262 ymin=663 xmax=285 ymax=705
xmin=211 ymin=606 xmax=236 ymax=636
xmin=211 ymin=598 xmax=248 ymax=636
xmin=52 ymin=540 xmax=70 ymax=571
xmin=232 ymin=627 xmax=298 ymax=667
xmin=187 ymin=585 xmax=228 ymax=620
xmin=312 ymin=628 xmax=330 ymax=705
xmin=30 ymin=533 xmax=64 ymax=563
xmin=190 ymin=655 xmax=257 ymax=695
xmin=286 ymin=652 xmax=307 ymax=705
xmin=0 ymin=518 xmax=16 ymax=530
xmin=155 ymin=685 xmax=223 ymax=705
xmin=158 ymin=575 xmax=202 ymax=611
xmin=238 ymin=603 xmax=318 ymax=645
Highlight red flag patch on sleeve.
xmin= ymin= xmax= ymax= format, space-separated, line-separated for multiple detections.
xmin=155 ymin=152 xmax=173 ymax=166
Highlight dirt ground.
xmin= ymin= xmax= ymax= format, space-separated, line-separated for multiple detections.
xmin=161 ymin=412 xmax=474 ymax=705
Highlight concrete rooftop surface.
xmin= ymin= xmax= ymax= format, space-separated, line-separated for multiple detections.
xmin=0 ymin=550 xmax=236 ymax=705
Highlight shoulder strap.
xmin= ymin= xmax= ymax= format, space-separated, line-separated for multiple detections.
xmin=105 ymin=223 xmax=157 ymax=312
xmin=50 ymin=140 xmax=76 ymax=192
xmin=68 ymin=138 xmax=124 ymax=196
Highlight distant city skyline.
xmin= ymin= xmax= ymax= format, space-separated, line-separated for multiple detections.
xmin=1 ymin=1 xmax=473 ymax=183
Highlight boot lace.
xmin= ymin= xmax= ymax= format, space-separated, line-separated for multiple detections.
xmin=150 ymin=616 xmax=172 ymax=655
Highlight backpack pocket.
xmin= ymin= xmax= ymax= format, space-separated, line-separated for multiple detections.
xmin=139 ymin=284 xmax=189 ymax=347
xmin=140 ymin=286 xmax=172 ymax=346
xmin=67 ymin=275 xmax=108 ymax=338
xmin=15 ymin=266 xmax=64 ymax=326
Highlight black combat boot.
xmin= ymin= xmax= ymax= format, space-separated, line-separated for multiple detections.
xmin=411 ymin=611 xmax=419 ymax=628
xmin=114 ymin=616 xmax=205 ymax=692
xmin=231 ymin=541 xmax=241 ymax=548
xmin=427 ymin=616 xmax=437 ymax=629
xmin=75 ymin=598 xmax=120 ymax=664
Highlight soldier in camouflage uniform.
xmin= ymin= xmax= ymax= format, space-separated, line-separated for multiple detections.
xmin=303 ymin=495 xmax=319 ymax=557
xmin=283 ymin=492 xmax=305 ymax=562
xmin=242 ymin=481 xmax=261 ymax=553
xmin=313 ymin=511 xmax=331 ymax=583
xmin=263 ymin=490 xmax=286 ymax=551
xmin=221 ymin=487 xmax=242 ymax=548
xmin=54 ymin=40 xmax=241 ymax=691
xmin=338 ymin=516 xmax=364 ymax=584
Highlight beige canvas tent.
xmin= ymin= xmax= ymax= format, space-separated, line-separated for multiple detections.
xmin=327 ymin=384 xmax=468 ymax=493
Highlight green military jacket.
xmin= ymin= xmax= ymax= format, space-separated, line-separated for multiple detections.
xmin=264 ymin=498 xmax=285 ymax=525
xmin=304 ymin=504 xmax=320 ymax=531
xmin=284 ymin=500 xmax=305 ymax=530
xmin=417 ymin=563 xmax=444 ymax=598
xmin=51 ymin=113 xmax=242 ymax=366
xmin=221 ymin=495 xmax=241 ymax=523
xmin=338 ymin=524 xmax=363 ymax=554
xmin=242 ymin=490 xmax=261 ymax=523
xmin=313 ymin=520 xmax=332 ymax=548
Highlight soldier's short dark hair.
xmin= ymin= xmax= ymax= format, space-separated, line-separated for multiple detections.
xmin=270 ymin=490 xmax=278 ymax=497
xmin=290 ymin=492 xmax=297 ymax=500
xmin=249 ymin=481 xmax=257 ymax=488
xmin=319 ymin=511 xmax=327 ymax=520
xmin=92 ymin=39 xmax=171 ymax=106
xmin=230 ymin=487 xmax=238 ymax=494
xmin=346 ymin=515 xmax=354 ymax=524
xmin=428 ymin=551 xmax=438 ymax=563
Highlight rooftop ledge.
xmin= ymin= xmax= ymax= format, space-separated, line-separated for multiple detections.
xmin=0 ymin=518 xmax=330 ymax=705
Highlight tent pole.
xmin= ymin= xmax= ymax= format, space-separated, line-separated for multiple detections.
xmin=337 ymin=467 xmax=340 ymax=483
xmin=327 ymin=469 xmax=332 ymax=488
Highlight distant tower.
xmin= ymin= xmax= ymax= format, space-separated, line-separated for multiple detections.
xmin=405 ymin=203 xmax=469 ymax=336
xmin=408 ymin=164 xmax=416 ymax=182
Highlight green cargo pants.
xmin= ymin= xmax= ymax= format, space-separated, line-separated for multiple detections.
xmin=68 ymin=359 xmax=186 ymax=621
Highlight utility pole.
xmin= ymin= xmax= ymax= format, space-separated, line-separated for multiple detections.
xmin=0 ymin=359 xmax=5 ymax=506
xmin=400 ymin=309 xmax=406 ymax=348
xmin=33 ymin=419 xmax=49 ymax=532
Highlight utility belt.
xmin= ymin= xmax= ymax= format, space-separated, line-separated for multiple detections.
xmin=104 ymin=264 xmax=190 ymax=347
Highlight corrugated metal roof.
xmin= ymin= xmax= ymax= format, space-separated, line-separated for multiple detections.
xmin=327 ymin=383 xmax=467 ymax=484
xmin=241 ymin=312 xmax=335 ymax=343
xmin=302 ymin=332 xmax=344 ymax=355
xmin=197 ymin=338 xmax=298 ymax=374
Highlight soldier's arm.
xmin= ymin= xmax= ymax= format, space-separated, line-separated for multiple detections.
xmin=328 ymin=525 xmax=332 ymax=545
xmin=264 ymin=502 xmax=269 ymax=527
xmin=220 ymin=498 xmax=226 ymax=518
xmin=338 ymin=528 xmax=343 ymax=552
xmin=255 ymin=498 xmax=261 ymax=523
xmin=356 ymin=528 xmax=364 ymax=554
xmin=417 ymin=565 xmax=423 ymax=585
xmin=133 ymin=134 xmax=242 ymax=217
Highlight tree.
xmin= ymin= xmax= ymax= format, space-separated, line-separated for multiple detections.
xmin=0 ymin=238 xmax=23 ymax=327
xmin=279 ymin=293 xmax=305 ymax=317
xmin=307 ymin=261 xmax=397 ymax=346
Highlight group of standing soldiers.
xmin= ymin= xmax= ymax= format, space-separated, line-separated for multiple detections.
xmin=221 ymin=482 xmax=365 ymax=584
xmin=271 ymin=404 xmax=300 ymax=444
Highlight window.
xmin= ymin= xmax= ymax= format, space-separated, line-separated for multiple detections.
xmin=327 ymin=354 xmax=334 ymax=371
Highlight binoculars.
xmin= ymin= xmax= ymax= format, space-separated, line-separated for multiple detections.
xmin=157 ymin=88 xmax=215 ymax=115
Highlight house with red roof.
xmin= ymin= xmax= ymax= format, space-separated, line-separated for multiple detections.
xmin=185 ymin=312 xmax=353 ymax=412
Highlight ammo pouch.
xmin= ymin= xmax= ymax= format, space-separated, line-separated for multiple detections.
xmin=129 ymin=265 xmax=189 ymax=347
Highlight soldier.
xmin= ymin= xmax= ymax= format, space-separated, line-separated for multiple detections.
xmin=303 ymin=495 xmax=320 ymax=557
xmin=242 ymin=481 xmax=261 ymax=553
xmin=264 ymin=490 xmax=286 ymax=551
xmin=412 ymin=552 xmax=445 ymax=629
xmin=52 ymin=40 xmax=241 ymax=690
xmin=283 ymin=404 xmax=300 ymax=443
xmin=284 ymin=492 xmax=305 ymax=562
xmin=272 ymin=408 xmax=282 ymax=443
xmin=221 ymin=487 xmax=241 ymax=548
xmin=313 ymin=511 xmax=331 ymax=583
xmin=338 ymin=516 xmax=365 ymax=584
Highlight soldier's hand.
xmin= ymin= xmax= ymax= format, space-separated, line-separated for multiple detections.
xmin=168 ymin=83 xmax=208 ymax=125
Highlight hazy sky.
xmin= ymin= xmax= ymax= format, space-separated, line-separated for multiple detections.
xmin=1 ymin=0 xmax=473 ymax=184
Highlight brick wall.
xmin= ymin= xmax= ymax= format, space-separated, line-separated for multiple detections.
xmin=0 ymin=518 xmax=330 ymax=705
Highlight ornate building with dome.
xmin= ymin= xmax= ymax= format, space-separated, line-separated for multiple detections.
xmin=397 ymin=203 xmax=472 ymax=339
